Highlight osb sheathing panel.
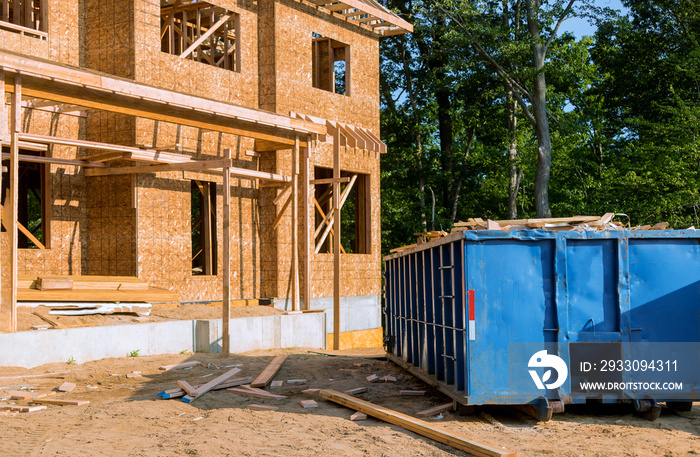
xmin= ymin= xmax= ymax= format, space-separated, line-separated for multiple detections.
xmin=134 ymin=0 xmax=259 ymax=109
xmin=134 ymin=118 xmax=262 ymax=302
xmin=1 ymin=106 xmax=89 ymax=331
xmin=84 ymin=0 xmax=135 ymax=78
xmin=0 ymin=0 xmax=79 ymax=65
xmin=272 ymin=0 xmax=380 ymax=132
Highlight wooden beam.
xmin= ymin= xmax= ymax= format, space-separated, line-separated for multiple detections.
xmin=222 ymin=148 xmax=231 ymax=357
xmin=250 ymin=355 xmax=287 ymax=388
xmin=84 ymin=159 xmax=231 ymax=177
xmin=180 ymin=13 xmax=232 ymax=59
xmin=9 ymin=74 xmax=20 ymax=333
xmin=314 ymin=175 xmax=356 ymax=253
xmin=0 ymin=53 xmax=325 ymax=145
xmin=1 ymin=152 xmax=108 ymax=168
xmin=273 ymin=184 xmax=291 ymax=205
xmin=332 ymin=127 xmax=341 ymax=350
xmin=302 ymin=135 xmax=312 ymax=310
xmin=310 ymin=177 xmax=350 ymax=185
xmin=0 ymin=72 xmax=4 ymax=328
xmin=0 ymin=208 xmax=45 ymax=250
xmin=271 ymin=193 xmax=292 ymax=231
xmin=291 ymin=136 xmax=300 ymax=311
xmin=319 ymin=390 xmax=516 ymax=457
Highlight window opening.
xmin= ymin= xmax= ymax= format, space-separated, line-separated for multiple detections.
xmin=0 ymin=0 xmax=48 ymax=38
xmin=312 ymin=34 xmax=350 ymax=95
xmin=161 ymin=1 xmax=240 ymax=72
xmin=1 ymin=148 xmax=51 ymax=249
xmin=313 ymin=167 xmax=370 ymax=254
xmin=191 ymin=180 xmax=217 ymax=275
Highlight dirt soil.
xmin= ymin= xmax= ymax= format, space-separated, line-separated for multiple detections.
xmin=0 ymin=348 xmax=697 ymax=457
xmin=17 ymin=304 xmax=284 ymax=332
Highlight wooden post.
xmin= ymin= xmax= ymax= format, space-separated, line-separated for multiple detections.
xmin=333 ymin=127 xmax=341 ymax=350
xmin=222 ymin=148 xmax=231 ymax=356
xmin=0 ymin=72 xmax=5 ymax=329
xmin=9 ymin=75 xmax=20 ymax=333
xmin=291 ymin=136 xmax=299 ymax=311
xmin=302 ymin=134 xmax=311 ymax=310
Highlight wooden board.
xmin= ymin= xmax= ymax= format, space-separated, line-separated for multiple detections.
xmin=2 ymin=405 xmax=47 ymax=413
xmin=176 ymin=380 xmax=198 ymax=396
xmin=250 ymin=355 xmax=287 ymax=388
xmin=58 ymin=382 xmax=76 ymax=392
xmin=247 ymin=404 xmax=279 ymax=411
xmin=18 ymin=287 xmax=178 ymax=302
xmin=182 ymin=367 xmax=241 ymax=403
xmin=159 ymin=361 xmax=203 ymax=371
xmin=32 ymin=398 xmax=89 ymax=406
xmin=227 ymin=387 xmax=288 ymax=400
xmin=36 ymin=277 xmax=73 ymax=290
xmin=300 ymin=400 xmax=318 ymax=408
xmin=319 ymin=390 xmax=516 ymax=457
xmin=415 ymin=402 xmax=454 ymax=418
xmin=157 ymin=377 xmax=253 ymax=399
xmin=19 ymin=275 xmax=150 ymax=291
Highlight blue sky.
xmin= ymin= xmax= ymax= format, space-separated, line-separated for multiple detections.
xmin=562 ymin=0 xmax=628 ymax=38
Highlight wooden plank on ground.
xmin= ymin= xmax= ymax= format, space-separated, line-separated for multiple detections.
xmin=157 ymin=377 xmax=253 ymax=399
xmin=319 ymin=390 xmax=516 ymax=457
xmin=58 ymin=382 xmax=76 ymax=392
xmin=300 ymin=399 xmax=317 ymax=408
xmin=415 ymin=402 xmax=454 ymax=418
xmin=350 ymin=411 xmax=367 ymax=421
xmin=32 ymin=310 xmax=58 ymax=327
xmin=2 ymin=405 xmax=47 ymax=412
xmin=182 ymin=367 xmax=241 ymax=403
xmin=250 ymin=355 xmax=287 ymax=388
xmin=247 ymin=404 xmax=279 ymax=411
xmin=227 ymin=387 xmax=288 ymax=400
xmin=159 ymin=361 xmax=203 ymax=371
xmin=8 ymin=390 xmax=32 ymax=400
xmin=176 ymin=380 xmax=198 ymax=397
xmin=32 ymin=398 xmax=89 ymax=406
xmin=31 ymin=391 xmax=56 ymax=400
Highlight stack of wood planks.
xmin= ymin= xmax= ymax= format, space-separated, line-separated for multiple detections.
xmin=18 ymin=275 xmax=179 ymax=303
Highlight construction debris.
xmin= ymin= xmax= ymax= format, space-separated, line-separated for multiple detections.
xmin=345 ymin=387 xmax=368 ymax=396
xmin=182 ymin=368 xmax=242 ymax=403
xmin=159 ymin=361 xmax=203 ymax=371
xmin=250 ymin=355 xmax=287 ymax=388
xmin=2 ymin=405 xmax=47 ymax=413
xmin=381 ymin=375 xmax=397 ymax=383
xmin=350 ymin=411 xmax=368 ymax=421
xmin=158 ymin=377 xmax=252 ymax=399
xmin=270 ymin=380 xmax=284 ymax=388
xmin=366 ymin=374 xmax=378 ymax=383
xmin=300 ymin=400 xmax=318 ymax=409
xmin=400 ymin=390 xmax=426 ymax=396
xmin=319 ymin=390 xmax=516 ymax=457
xmin=415 ymin=402 xmax=454 ymax=418
xmin=302 ymin=388 xmax=320 ymax=394
xmin=227 ymin=386 xmax=288 ymax=400
xmin=247 ymin=404 xmax=279 ymax=412
xmin=287 ymin=379 xmax=307 ymax=385
xmin=32 ymin=398 xmax=90 ymax=406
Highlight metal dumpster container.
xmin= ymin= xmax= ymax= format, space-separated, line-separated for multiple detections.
xmin=383 ymin=229 xmax=700 ymax=420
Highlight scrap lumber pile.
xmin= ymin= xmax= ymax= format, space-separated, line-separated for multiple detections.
xmin=0 ymin=384 xmax=90 ymax=414
xmin=392 ymin=213 xmax=684 ymax=254
xmin=17 ymin=274 xmax=178 ymax=306
xmin=452 ymin=213 xmax=624 ymax=232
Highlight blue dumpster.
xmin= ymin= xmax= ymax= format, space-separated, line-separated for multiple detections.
xmin=383 ymin=229 xmax=700 ymax=420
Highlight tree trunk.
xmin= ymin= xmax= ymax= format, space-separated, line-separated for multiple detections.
xmin=399 ymin=35 xmax=427 ymax=231
xmin=526 ymin=0 xmax=552 ymax=218
xmin=507 ymin=93 xmax=520 ymax=219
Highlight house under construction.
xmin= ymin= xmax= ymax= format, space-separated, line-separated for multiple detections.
xmin=0 ymin=0 xmax=412 ymax=354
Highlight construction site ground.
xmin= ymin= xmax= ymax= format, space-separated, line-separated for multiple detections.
xmin=1 ymin=349 xmax=697 ymax=457
xmin=16 ymin=303 xmax=283 ymax=332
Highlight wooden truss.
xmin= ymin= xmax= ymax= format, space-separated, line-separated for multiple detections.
xmin=160 ymin=0 xmax=241 ymax=72
xmin=304 ymin=0 xmax=412 ymax=36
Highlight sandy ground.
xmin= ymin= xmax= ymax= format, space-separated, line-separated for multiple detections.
xmin=0 ymin=349 xmax=698 ymax=457
xmin=17 ymin=304 xmax=284 ymax=332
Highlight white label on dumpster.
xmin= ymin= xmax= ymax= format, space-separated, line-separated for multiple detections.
xmin=468 ymin=289 xmax=475 ymax=340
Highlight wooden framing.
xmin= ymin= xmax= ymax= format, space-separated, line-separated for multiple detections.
xmin=160 ymin=1 xmax=240 ymax=72
xmin=0 ymin=0 xmax=48 ymax=38
xmin=302 ymin=135 xmax=312 ymax=310
xmin=9 ymin=74 xmax=19 ymax=333
xmin=332 ymin=127 xmax=341 ymax=350
xmin=303 ymin=0 xmax=413 ymax=35
xmin=222 ymin=148 xmax=231 ymax=356
xmin=291 ymin=136 xmax=300 ymax=311
xmin=0 ymin=52 xmax=324 ymax=147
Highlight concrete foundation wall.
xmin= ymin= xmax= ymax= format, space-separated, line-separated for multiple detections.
xmin=0 ymin=313 xmax=325 ymax=368
xmin=274 ymin=294 xmax=380 ymax=333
